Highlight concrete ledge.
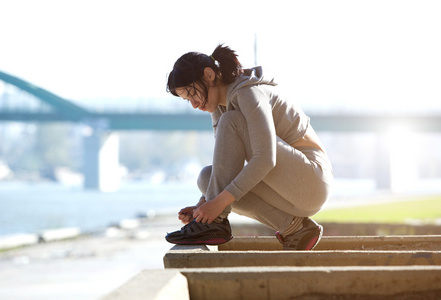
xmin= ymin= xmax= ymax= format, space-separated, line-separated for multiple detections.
xmin=218 ymin=235 xmax=441 ymax=251
xmin=232 ymin=222 xmax=441 ymax=236
xmin=39 ymin=227 xmax=81 ymax=242
xmin=168 ymin=244 xmax=210 ymax=251
xmin=103 ymin=266 xmax=441 ymax=300
xmin=0 ymin=227 xmax=82 ymax=250
xmin=163 ymin=244 xmax=211 ymax=266
xmin=182 ymin=266 xmax=441 ymax=299
xmin=0 ymin=234 xmax=39 ymax=250
xmin=164 ymin=250 xmax=441 ymax=268
xmin=101 ymin=269 xmax=189 ymax=300
xmin=322 ymin=222 xmax=441 ymax=236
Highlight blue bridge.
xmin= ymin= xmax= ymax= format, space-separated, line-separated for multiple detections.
xmin=1 ymin=70 xmax=440 ymax=190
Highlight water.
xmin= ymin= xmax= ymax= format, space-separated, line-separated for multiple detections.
xmin=2 ymin=178 xmax=441 ymax=237
xmin=0 ymin=179 xmax=372 ymax=237
xmin=0 ymin=181 xmax=201 ymax=236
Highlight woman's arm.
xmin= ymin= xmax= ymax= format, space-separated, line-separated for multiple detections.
xmin=224 ymin=87 xmax=277 ymax=200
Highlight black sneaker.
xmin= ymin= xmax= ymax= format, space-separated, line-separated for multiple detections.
xmin=165 ymin=218 xmax=233 ymax=245
xmin=275 ymin=218 xmax=323 ymax=250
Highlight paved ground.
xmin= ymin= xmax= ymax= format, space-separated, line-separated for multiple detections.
xmin=0 ymin=215 xmax=180 ymax=300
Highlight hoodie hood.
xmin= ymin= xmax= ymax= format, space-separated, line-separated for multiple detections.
xmin=226 ymin=67 xmax=277 ymax=101
xmin=211 ymin=67 xmax=278 ymax=132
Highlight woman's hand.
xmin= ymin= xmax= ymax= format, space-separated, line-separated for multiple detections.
xmin=177 ymin=197 xmax=207 ymax=224
xmin=193 ymin=190 xmax=236 ymax=224
xmin=193 ymin=201 xmax=226 ymax=224
xmin=178 ymin=206 xmax=197 ymax=224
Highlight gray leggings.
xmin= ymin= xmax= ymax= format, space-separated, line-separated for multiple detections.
xmin=197 ymin=110 xmax=334 ymax=233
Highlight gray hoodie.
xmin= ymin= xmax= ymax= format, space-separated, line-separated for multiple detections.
xmin=211 ymin=67 xmax=310 ymax=200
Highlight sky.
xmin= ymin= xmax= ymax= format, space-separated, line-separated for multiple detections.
xmin=1 ymin=0 xmax=441 ymax=113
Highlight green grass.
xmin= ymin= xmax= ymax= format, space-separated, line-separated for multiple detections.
xmin=314 ymin=196 xmax=441 ymax=224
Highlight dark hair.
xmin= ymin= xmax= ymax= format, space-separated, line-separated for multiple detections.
xmin=167 ymin=44 xmax=243 ymax=100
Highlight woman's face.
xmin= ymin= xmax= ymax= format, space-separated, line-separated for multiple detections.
xmin=175 ymin=83 xmax=221 ymax=113
xmin=175 ymin=84 xmax=209 ymax=112
xmin=175 ymin=68 xmax=222 ymax=113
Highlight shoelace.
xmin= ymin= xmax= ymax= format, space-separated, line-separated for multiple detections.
xmin=180 ymin=219 xmax=228 ymax=236
xmin=181 ymin=220 xmax=197 ymax=231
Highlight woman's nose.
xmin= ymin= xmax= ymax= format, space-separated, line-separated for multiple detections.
xmin=190 ymin=100 xmax=198 ymax=109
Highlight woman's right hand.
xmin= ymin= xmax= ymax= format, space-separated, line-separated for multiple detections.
xmin=178 ymin=206 xmax=197 ymax=224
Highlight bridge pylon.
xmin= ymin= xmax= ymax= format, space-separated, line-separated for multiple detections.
xmin=82 ymin=120 xmax=120 ymax=191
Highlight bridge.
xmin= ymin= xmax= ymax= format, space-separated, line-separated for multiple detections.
xmin=1 ymin=70 xmax=440 ymax=190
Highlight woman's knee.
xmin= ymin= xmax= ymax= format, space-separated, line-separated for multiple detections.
xmin=197 ymin=165 xmax=212 ymax=194
xmin=230 ymin=199 xmax=246 ymax=214
xmin=217 ymin=110 xmax=247 ymax=130
xmin=230 ymin=194 xmax=259 ymax=218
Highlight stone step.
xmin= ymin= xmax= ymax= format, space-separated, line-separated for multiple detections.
xmin=104 ymin=235 xmax=441 ymax=299
xmin=102 ymin=266 xmax=441 ymax=300
xmin=231 ymin=221 xmax=441 ymax=236
xmin=218 ymin=235 xmax=441 ymax=251
xmin=183 ymin=266 xmax=441 ymax=300
xmin=164 ymin=249 xmax=441 ymax=268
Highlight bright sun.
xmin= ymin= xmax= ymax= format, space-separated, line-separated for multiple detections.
xmin=387 ymin=124 xmax=419 ymax=192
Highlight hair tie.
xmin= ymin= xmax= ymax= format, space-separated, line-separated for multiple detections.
xmin=210 ymin=55 xmax=219 ymax=67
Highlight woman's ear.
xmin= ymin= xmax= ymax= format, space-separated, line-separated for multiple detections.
xmin=203 ymin=67 xmax=216 ymax=82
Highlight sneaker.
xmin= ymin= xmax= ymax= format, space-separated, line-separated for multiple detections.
xmin=275 ymin=218 xmax=323 ymax=250
xmin=165 ymin=218 xmax=233 ymax=245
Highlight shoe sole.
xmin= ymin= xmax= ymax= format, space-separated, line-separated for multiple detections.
xmin=166 ymin=236 xmax=233 ymax=246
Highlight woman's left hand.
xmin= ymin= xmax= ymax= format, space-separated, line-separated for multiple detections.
xmin=193 ymin=190 xmax=236 ymax=224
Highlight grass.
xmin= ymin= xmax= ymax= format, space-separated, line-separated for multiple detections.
xmin=314 ymin=196 xmax=441 ymax=224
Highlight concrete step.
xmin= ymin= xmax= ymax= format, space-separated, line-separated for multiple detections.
xmin=102 ymin=266 xmax=441 ymax=300
xmin=104 ymin=235 xmax=441 ymax=299
xmin=164 ymin=249 xmax=441 ymax=268
xmin=182 ymin=266 xmax=441 ymax=300
xmin=231 ymin=221 xmax=441 ymax=236
xmin=218 ymin=235 xmax=441 ymax=251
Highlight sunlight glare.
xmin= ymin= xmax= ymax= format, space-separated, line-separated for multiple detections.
xmin=387 ymin=124 xmax=418 ymax=192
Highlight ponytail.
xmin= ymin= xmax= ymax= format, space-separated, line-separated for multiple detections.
xmin=167 ymin=44 xmax=243 ymax=97
xmin=211 ymin=44 xmax=243 ymax=84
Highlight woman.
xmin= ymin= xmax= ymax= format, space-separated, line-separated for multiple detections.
xmin=165 ymin=45 xmax=333 ymax=250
